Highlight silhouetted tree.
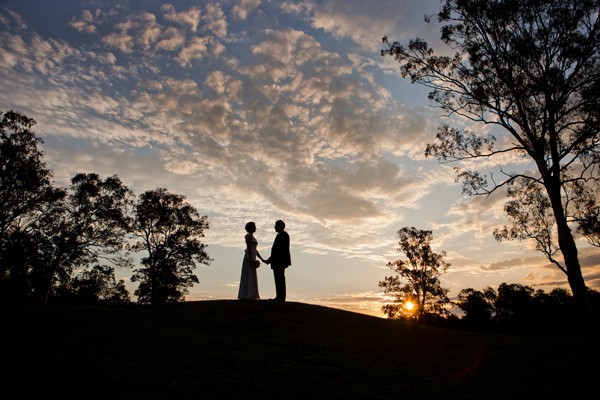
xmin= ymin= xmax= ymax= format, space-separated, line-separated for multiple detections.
xmin=454 ymin=283 xmax=593 ymax=334
xmin=131 ymin=188 xmax=211 ymax=304
xmin=32 ymin=173 xmax=133 ymax=303
xmin=382 ymin=0 xmax=599 ymax=316
xmin=379 ymin=227 xmax=450 ymax=321
xmin=456 ymin=287 xmax=495 ymax=327
xmin=493 ymin=283 xmax=536 ymax=328
xmin=0 ymin=110 xmax=65 ymax=299
xmin=532 ymin=287 xmax=577 ymax=329
xmin=56 ymin=265 xmax=130 ymax=304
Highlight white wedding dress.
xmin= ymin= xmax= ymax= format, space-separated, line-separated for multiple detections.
xmin=237 ymin=233 xmax=260 ymax=300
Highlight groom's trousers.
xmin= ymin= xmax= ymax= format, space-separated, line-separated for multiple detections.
xmin=272 ymin=265 xmax=286 ymax=301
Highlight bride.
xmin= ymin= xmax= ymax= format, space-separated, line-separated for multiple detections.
xmin=237 ymin=221 xmax=265 ymax=300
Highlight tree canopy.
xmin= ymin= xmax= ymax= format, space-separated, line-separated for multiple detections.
xmin=379 ymin=227 xmax=450 ymax=321
xmin=131 ymin=188 xmax=212 ymax=304
xmin=0 ymin=110 xmax=66 ymax=300
xmin=455 ymin=283 xmax=595 ymax=333
xmin=38 ymin=173 xmax=134 ymax=303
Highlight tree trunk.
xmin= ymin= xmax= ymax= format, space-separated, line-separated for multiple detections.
xmin=556 ymin=217 xmax=591 ymax=316
xmin=547 ymin=183 xmax=592 ymax=318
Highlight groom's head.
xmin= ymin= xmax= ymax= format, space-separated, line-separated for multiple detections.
xmin=275 ymin=220 xmax=285 ymax=232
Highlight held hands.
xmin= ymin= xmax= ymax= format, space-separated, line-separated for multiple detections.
xmin=258 ymin=255 xmax=270 ymax=265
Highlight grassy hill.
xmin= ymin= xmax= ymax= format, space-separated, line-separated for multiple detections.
xmin=2 ymin=300 xmax=596 ymax=399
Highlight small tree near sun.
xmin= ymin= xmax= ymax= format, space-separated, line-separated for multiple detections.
xmin=379 ymin=227 xmax=450 ymax=321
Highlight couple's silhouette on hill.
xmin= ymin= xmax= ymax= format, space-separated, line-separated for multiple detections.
xmin=237 ymin=220 xmax=291 ymax=302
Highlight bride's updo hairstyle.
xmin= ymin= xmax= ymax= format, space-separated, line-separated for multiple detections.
xmin=245 ymin=221 xmax=256 ymax=233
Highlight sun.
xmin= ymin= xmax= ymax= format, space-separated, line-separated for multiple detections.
xmin=404 ymin=301 xmax=414 ymax=311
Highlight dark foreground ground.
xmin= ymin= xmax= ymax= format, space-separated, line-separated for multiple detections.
xmin=2 ymin=300 xmax=597 ymax=399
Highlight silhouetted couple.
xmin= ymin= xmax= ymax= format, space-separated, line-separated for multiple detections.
xmin=237 ymin=220 xmax=291 ymax=302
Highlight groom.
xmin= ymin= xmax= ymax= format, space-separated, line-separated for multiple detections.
xmin=265 ymin=220 xmax=291 ymax=301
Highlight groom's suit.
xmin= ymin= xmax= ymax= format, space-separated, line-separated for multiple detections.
xmin=268 ymin=230 xmax=291 ymax=301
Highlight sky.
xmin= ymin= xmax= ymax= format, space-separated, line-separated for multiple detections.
xmin=1 ymin=0 xmax=599 ymax=317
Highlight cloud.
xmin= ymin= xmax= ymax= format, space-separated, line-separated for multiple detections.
xmin=161 ymin=4 xmax=201 ymax=32
xmin=580 ymin=247 xmax=600 ymax=269
xmin=204 ymin=70 xmax=227 ymax=94
xmin=137 ymin=13 xmax=162 ymax=49
xmin=156 ymin=26 xmax=185 ymax=51
xmin=176 ymin=36 xmax=210 ymax=67
xmin=481 ymin=257 xmax=533 ymax=271
xmin=164 ymin=159 xmax=200 ymax=175
xmin=0 ymin=7 xmax=27 ymax=30
xmin=70 ymin=9 xmax=99 ymax=33
xmin=232 ymin=0 xmax=261 ymax=21
xmin=0 ymin=32 xmax=25 ymax=68
xmin=95 ymin=4 xmax=226 ymax=59
xmin=279 ymin=0 xmax=443 ymax=53
xmin=202 ymin=3 xmax=228 ymax=39
xmin=103 ymin=30 xmax=135 ymax=53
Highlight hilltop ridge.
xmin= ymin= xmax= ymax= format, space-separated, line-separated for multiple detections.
xmin=2 ymin=300 xmax=595 ymax=399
